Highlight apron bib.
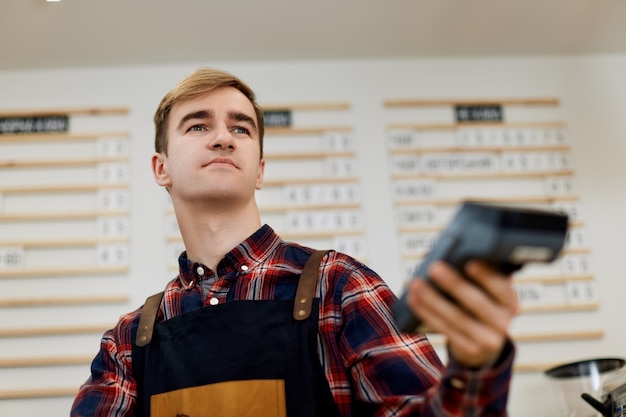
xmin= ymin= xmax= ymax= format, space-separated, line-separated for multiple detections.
xmin=132 ymin=250 xmax=341 ymax=417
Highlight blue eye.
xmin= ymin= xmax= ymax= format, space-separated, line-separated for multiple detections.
xmin=188 ymin=125 xmax=205 ymax=132
xmin=233 ymin=126 xmax=250 ymax=135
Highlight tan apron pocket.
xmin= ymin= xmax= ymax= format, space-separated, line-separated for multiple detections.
xmin=150 ymin=379 xmax=287 ymax=417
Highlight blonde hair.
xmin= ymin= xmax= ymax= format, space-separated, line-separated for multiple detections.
xmin=154 ymin=67 xmax=264 ymax=157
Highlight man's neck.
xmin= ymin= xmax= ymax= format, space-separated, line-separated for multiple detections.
xmin=172 ymin=198 xmax=262 ymax=272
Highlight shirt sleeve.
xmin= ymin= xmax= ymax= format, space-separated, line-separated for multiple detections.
xmin=70 ymin=313 xmax=138 ymax=417
xmin=320 ymin=253 xmax=515 ymax=417
xmin=426 ymin=341 xmax=515 ymax=417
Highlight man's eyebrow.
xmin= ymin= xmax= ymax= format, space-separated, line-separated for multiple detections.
xmin=176 ymin=110 xmax=214 ymax=130
xmin=228 ymin=111 xmax=258 ymax=133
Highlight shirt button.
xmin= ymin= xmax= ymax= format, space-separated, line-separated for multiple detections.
xmin=196 ymin=266 xmax=205 ymax=276
xmin=240 ymin=265 xmax=249 ymax=272
xmin=450 ymin=377 xmax=467 ymax=390
xmin=209 ymin=297 xmax=219 ymax=305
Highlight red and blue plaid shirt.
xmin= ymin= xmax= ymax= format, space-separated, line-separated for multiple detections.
xmin=71 ymin=225 xmax=514 ymax=416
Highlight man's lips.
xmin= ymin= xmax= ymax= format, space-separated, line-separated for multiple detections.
xmin=205 ymin=157 xmax=238 ymax=168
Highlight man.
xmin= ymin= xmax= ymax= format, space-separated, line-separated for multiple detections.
xmin=71 ymin=67 xmax=518 ymax=417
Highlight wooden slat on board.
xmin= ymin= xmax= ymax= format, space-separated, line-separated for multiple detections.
xmin=0 ymin=210 xmax=128 ymax=222
xmin=514 ymin=363 xmax=557 ymax=373
xmin=515 ymin=330 xmax=604 ymax=343
xmin=0 ymin=265 xmax=128 ymax=279
xmin=269 ymin=230 xmax=362 ymax=239
xmin=0 ymin=324 xmax=111 ymax=338
xmin=403 ymin=248 xmax=587 ymax=260
xmin=384 ymin=98 xmax=560 ymax=107
xmin=265 ymin=126 xmax=352 ymax=135
xmin=262 ymin=102 xmax=350 ymax=111
xmin=0 ymin=295 xmax=129 ymax=308
xmin=259 ymin=203 xmax=361 ymax=213
xmin=0 ymin=107 xmax=129 ymax=117
xmin=0 ymin=387 xmax=79 ymax=400
xmin=0 ymin=355 xmax=93 ymax=368
xmin=0 ymin=237 xmax=128 ymax=249
xmin=0 ymin=183 xmax=128 ymax=194
xmin=521 ymin=302 xmax=599 ymax=313
xmin=387 ymin=121 xmax=566 ymax=130
xmin=514 ymin=274 xmax=595 ymax=284
xmin=428 ymin=330 xmax=603 ymax=346
xmin=391 ymin=170 xmax=576 ymax=181
xmin=0 ymin=131 xmax=129 ymax=143
xmin=167 ymin=229 xmax=364 ymax=242
xmin=263 ymin=176 xmax=360 ymax=186
xmin=388 ymin=145 xmax=570 ymax=155
xmin=394 ymin=195 xmax=579 ymax=206
xmin=0 ymin=156 xmax=128 ymax=169
xmin=264 ymin=151 xmax=355 ymax=160
xmin=399 ymin=222 xmax=583 ymax=235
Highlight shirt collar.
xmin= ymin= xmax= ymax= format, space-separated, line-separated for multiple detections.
xmin=177 ymin=224 xmax=281 ymax=289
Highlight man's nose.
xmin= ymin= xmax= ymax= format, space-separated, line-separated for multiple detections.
xmin=209 ymin=124 xmax=235 ymax=150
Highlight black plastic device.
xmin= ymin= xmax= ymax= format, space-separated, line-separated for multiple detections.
xmin=393 ymin=201 xmax=569 ymax=333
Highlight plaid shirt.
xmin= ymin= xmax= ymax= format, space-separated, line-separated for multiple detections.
xmin=71 ymin=225 xmax=514 ymax=417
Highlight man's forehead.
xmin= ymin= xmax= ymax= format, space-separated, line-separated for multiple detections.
xmin=170 ymin=87 xmax=257 ymax=121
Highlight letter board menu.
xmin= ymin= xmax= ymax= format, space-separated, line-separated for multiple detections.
xmin=0 ymin=107 xmax=131 ymax=399
xmin=384 ymin=98 xmax=598 ymax=372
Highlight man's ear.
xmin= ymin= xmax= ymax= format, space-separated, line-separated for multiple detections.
xmin=255 ymin=159 xmax=265 ymax=190
xmin=151 ymin=152 xmax=172 ymax=188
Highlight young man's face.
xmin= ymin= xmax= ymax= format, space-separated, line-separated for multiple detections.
xmin=152 ymin=86 xmax=265 ymax=205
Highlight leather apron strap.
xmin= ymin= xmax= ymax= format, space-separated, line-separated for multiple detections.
xmin=136 ymin=249 xmax=330 ymax=347
xmin=294 ymin=250 xmax=329 ymax=321
xmin=135 ymin=291 xmax=164 ymax=347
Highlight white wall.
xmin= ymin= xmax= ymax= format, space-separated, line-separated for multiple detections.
xmin=1 ymin=55 xmax=625 ymax=416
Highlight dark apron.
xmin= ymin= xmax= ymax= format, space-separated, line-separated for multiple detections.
xmin=132 ymin=250 xmax=342 ymax=417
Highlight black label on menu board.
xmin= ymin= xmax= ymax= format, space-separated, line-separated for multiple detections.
xmin=455 ymin=105 xmax=503 ymax=122
xmin=0 ymin=115 xmax=69 ymax=134
xmin=263 ymin=110 xmax=291 ymax=128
